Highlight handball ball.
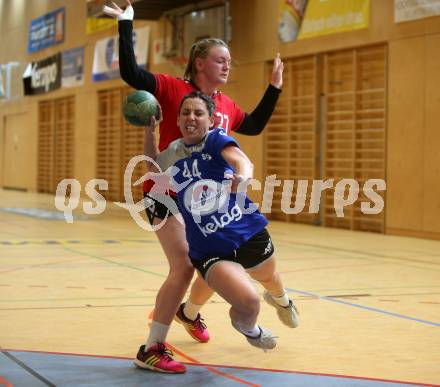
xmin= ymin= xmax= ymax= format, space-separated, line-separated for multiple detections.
xmin=122 ymin=90 xmax=160 ymax=126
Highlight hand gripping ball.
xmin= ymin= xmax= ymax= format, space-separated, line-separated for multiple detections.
xmin=122 ymin=90 xmax=160 ymax=126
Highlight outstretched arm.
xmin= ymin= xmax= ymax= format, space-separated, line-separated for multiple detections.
xmin=235 ymin=53 xmax=284 ymax=136
xmin=103 ymin=0 xmax=156 ymax=92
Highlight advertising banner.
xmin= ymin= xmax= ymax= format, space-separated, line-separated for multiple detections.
xmin=62 ymin=47 xmax=85 ymax=88
xmin=395 ymin=0 xmax=440 ymax=22
xmin=279 ymin=0 xmax=308 ymax=42
xmin=23 ymin=53 xmax=62 ymax=95
xmin=92 ymin=26 xmax=150 ymax=82
xmin=28 ymin=7 xmax=65 ymax=53
xmin=298 ymin=0 xmax=370 ymax=40
xmin=86 ymin=18 xmax=117 ymax=35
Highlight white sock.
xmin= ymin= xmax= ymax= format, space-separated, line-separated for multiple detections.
xmin=271 ymin=291 xmax=290 ymax=307
xmin=183 ymin=300 xmax=203 ymax=321
xmin=236 ymin=323 xmax=261 ymax=338
xmin=145 ymin=321 xmax=170 ymax=350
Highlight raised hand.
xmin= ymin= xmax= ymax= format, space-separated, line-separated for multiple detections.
xmin=146 ymin=116 xmax=159 ymax=132
xmin=102 ymin=0 xmax=133 ymax=20
xmin=270 ymin=53 xmax=284 ymax=89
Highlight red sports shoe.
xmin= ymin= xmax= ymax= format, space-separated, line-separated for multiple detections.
xmin=175 ymin=303 xmax=210 ymax=343
xmin=133 ymin=343 xmax=186 ymax=374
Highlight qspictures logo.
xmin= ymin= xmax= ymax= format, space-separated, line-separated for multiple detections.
xmin=54 ymin=155 xmax=386 ymax=232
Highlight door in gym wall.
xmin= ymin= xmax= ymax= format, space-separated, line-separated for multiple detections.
xmin=3 ymin=113 xmax=32 ymax=190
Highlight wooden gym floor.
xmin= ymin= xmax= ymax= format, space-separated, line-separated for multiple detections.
xmin=0 ymin=188 xmax=439 ymax=387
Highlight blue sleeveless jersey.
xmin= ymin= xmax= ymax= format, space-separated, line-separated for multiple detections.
xmin=172 ymin=129 xmax=268 ymax=260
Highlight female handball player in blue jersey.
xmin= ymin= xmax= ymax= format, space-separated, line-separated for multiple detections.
xmin=141 ymin=91 xmax=299 ymax=355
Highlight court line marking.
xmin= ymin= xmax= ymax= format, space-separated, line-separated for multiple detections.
xmin=0 ymin=257 xmax=92 ymax=276
xmin=61 ymin=247 xmax=168 ymax=278
xmin=8 ymin=244 xmax=435 ymax=327
xmin=1 ymin=350 xmax=56 ymax=387
xmin=2 ymin=246 xmax=440 ymax=327
xmin=0 ymin=304 xmax=155 ymax=311
xmin=2 ymin=237 xmax=438 ymax=273
xmin=1 ymin=235 xmax=438 ymax=260
xmin=2 ymin=348 xmax=439 ymax=387
xmin=0 ymin=287 xmax=437 ymax=302
xmin=191 ymin=363 xmax=440 ymax=387
xmin=0 ymin=239 xmax=156 ymax=246
xmin=192 ymin=363 xmax=440 ymax=387
xmin=280 ymin=261 xmax=379 ymax=274
xmin=3 ymin=348 xmax=259 ymax=387
xmin=1 ymin=293 xmax=437 ymax=310
xmin=286 ymin=288 xmax=440 ymax=327
xmin=165 ymin=343 xmax=261 ymax=386
xmin=0 ymin=295 xmax=156 ymax=303
xmin=311 ymin=285 xmax=440 ymax=292
xmin=56 ymin=248 xmax=440 ymax=326
xmin=275 ymin=239 xmax=440 ymax=270
xmin=0 ymin=376 xmax=13 ymax=387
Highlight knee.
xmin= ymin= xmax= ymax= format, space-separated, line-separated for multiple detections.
xmin=253 ymin=269 xmax=278 ymax=285
xmin=169 ymin=261 xmax=194 ymax=283
xmin=260 ymin=272 xmax=277 ymax=284
xmin=238 ymin=293 xmax=260 ymax=317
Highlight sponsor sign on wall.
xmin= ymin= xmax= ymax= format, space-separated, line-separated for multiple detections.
xmin=395 ymin=0 xmax=440 ymax=22
xmin=297 ymin=0 xmax=370 ymax=40
xmin=92 ymin=26 xmax=150 ymax=82
xmin=28 ymin=7 xmax=65 ymax=53
xmin=62 ymin=47 xmax=85 ymax=88
xmin=23 ymin=53 xmax=62 ymax=95
xmin=279 ymin=0 xmax=308 ymax=42
xmin=86 ymin=18 xmax=117 ymax=35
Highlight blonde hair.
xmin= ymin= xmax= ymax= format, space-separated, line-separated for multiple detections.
xmin=183 ymin=38 xmax=229 ymax=82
